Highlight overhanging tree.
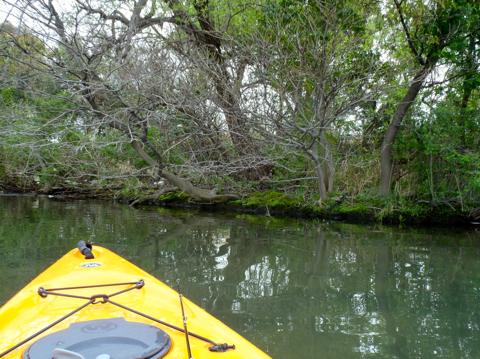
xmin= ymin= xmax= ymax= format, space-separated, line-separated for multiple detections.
xmin=4 ymin=0 xmax=247 ymax=201
xmin=379 ymin=0 xmax=480 ymax=195
xmin=258 ymin=0 xmax=383 ymax=200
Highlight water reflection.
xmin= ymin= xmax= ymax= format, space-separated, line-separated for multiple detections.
xmin=238 ymin=256 xmax=290 ymax=299
xmin=0 ymin=195 xmax=480 ymax=358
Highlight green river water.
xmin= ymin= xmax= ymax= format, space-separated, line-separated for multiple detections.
xmin=0 ymin=195 xmax=479 ymax=358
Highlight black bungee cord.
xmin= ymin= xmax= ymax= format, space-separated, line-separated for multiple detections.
xmin=0 ymin=280 xmax=234 ymax=358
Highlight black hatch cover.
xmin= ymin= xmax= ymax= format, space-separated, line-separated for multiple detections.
xmin=23 ymin=318 xmax=171 ymax=359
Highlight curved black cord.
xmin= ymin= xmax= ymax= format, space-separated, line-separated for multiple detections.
xmin=0 ymin=280 xmax=234 ymax=357
xmin=0 ymin=300 xmax=92 ymax=358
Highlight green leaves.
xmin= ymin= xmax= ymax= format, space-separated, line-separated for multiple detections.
xmin=0 ymin=87 xmax=23 ymax=106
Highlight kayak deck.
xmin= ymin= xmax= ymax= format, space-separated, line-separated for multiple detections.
xmin=0 ymin=246 xmax=271 ymax=358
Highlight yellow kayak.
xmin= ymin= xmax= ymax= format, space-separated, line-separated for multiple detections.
xmin=0 ymin=243 xmax=271 ymax=359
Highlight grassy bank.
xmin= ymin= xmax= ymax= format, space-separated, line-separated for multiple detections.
xmin=1 ymin=179 xmax=478 ymax=227
xmin=124 ymin=190 xmax=477 ymax=227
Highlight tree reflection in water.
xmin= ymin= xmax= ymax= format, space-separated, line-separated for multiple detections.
xmin=1 ymin=196 xmax=480 ymax=359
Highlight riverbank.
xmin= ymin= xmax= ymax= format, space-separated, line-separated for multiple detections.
xmin=2 ymin=184 xmax=478 ymax=227
xmin=134 ymin=190 xmax=478 ymax=227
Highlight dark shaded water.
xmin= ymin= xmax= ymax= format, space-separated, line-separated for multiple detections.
xmin=0 ymin=195 xmax=479 ymax=358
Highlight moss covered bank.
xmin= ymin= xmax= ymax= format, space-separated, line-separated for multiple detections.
xmin=122 ymin=190 xmax=478 ymax=227
xmin=1 ymin=182 xmax=478 ymax=227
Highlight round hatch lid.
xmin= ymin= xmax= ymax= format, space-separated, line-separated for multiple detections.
xmin=23 ymin=318 xmax=171 ymax=359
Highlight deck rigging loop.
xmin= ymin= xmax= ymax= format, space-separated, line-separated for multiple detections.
xmin=0 ymin=280 xmax=235 ymax=358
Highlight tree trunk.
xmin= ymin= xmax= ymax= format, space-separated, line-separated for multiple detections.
xmin=314 ymin=162 xmax=328 ymax=201
xmin=459 ymin=35 xmax=475 ymax=148
xmin=379 ymin=66 xmax=430 ymax=195
xmin=216 ymin=85 xmax=256 ymax=157
xmin=167 ymin=1 xmax=261 ymax=164
xmin=130 ymin=139 xmax=239 ymax=202
xmin=320 ymin=132 xmax=335 ymax=193
xmin=309 ymin=144 xmax=328 ymax=201
xmin=459 ymin=86 xmax=472 ymax=148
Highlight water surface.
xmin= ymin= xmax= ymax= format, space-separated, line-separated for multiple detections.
xmin=0 ymin=195 xmax=479 ymax=358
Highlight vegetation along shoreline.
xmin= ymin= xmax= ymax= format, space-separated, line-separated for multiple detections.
xmin=1 ymin=186 xmax=478 ymax=228
xmin=1 ymin=1 xmax=479 ymax=228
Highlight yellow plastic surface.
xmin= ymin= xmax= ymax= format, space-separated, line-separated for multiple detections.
xmin=0 ymin=246 xmax=271 ymax=358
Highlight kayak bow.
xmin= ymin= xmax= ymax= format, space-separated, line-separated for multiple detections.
xmin=0 ymin=244 xmax=271 ymax=359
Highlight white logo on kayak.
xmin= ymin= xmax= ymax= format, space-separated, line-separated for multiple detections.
xmin=80 ymin=262 xmax=102 ymax=268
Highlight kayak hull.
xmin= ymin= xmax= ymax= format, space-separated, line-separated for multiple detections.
xmin=0 ymin=246 xmax=271 ymax=358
